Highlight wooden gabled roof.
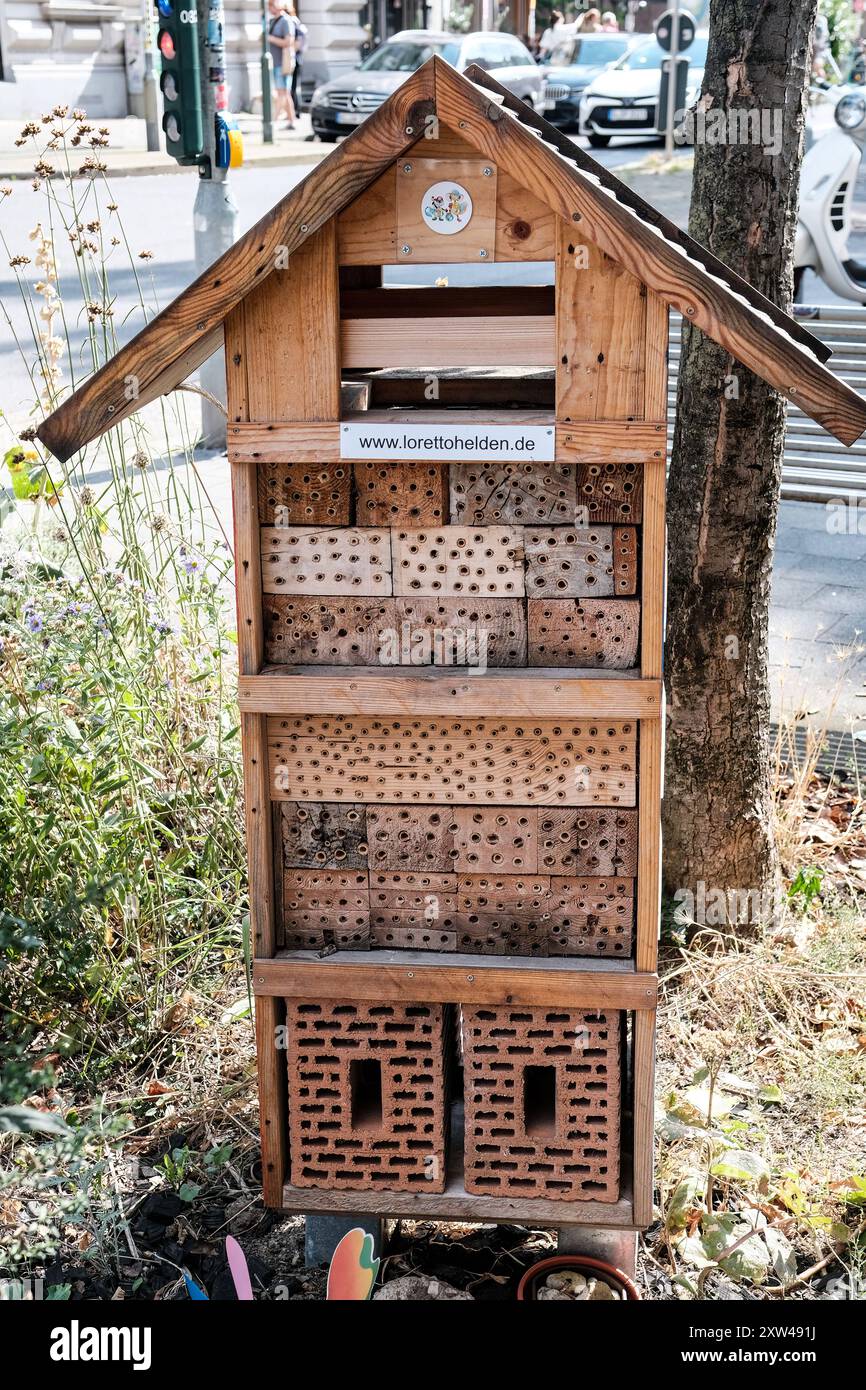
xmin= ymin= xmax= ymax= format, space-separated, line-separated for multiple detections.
xmin=38 ymin=55 xmax=866 ymax=460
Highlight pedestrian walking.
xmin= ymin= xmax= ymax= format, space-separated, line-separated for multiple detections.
xmin=267 ymin=0 xmax=296 ymax=130
xmin=286 ymin=6 xmax=307 ymax=119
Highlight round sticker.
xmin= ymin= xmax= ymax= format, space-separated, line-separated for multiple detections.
xmin=421 ymin=180 xmax=473 ymax=236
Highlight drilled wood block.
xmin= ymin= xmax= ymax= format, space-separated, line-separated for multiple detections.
xmin=525 ymin=526 xmax=620 ymax=598
xmin=546 ymin=877 xmax=634 ymax=958
xmin=263 ymin=595 xmax=397 ymax=665
xmin=278 ymin=802 xmax=368 ymax=869
xmin=457 ymin=915 xmax=548 ymax=956
xmin=257 ymin=461 xmax=351 ymax=525
xmin=287 ymin=1000 xmax=450 ymax=1193
xmin=449 ymin=462 xmax=577 ymax=525
xmin=575 ymin=463 xmax=642 ymax=525
xmin=538 ymin=808 xmax=638 ymax=876
xmin=368 ymin=870 xmax=458 ymax=895
xmin=369 ymin=915 xmax=459 ymax=952
xmin=456 ymin=873 xmax=550 ymax=956
xmin=268 ymin=717 xmax=636 ymax=806
xmin=453 ymin=873 xmax=631 ymax=958
xmin=391 ymin=526 xmax=524 ymax=598
xmin=260 ymin=527 xmax=392 ymax=595
xmin=394 ymin=596 xmax=527 ymax=666
xmin=354 ymin=462 xmax=447 ymax=526
xmin=612 ymin=526 xmax=638 ymax=595
xmin=463 ymin=1006 xmax=621 ymax=1202
xmin=456 ymin=872 xmax=551 ymax=901
xmin=527 ymin=599 xmax=640 ymax=669
xmin=365 ymin=806 xmax=459 ymax=872
xmin=453 ymin=808 xmax=539 ymax=872
xmin=369 ymin=887 xmax=459 ymax=917
xmin=282 ymin=869 xmax=370 ymax=951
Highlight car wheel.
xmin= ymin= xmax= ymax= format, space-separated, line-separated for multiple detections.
xmin=588 ymin=134 xmax=611 ymax=148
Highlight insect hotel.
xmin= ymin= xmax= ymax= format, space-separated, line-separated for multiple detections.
xmin=39 ymin=59 xmax=866 ymax=1251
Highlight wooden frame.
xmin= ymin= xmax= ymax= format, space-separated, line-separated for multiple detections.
xmin=35 ymin=52 xmax=866 ymax=1237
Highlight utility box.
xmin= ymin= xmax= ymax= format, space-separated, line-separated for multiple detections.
xmin=38 ymin=57 xmax=866 ymax=1236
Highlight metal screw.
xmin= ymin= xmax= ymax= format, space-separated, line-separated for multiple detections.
xmin=458 ymin=120 xmax=467 ymax=128
xmin=466 ymin=974 xmax=475 ymax=983
xmin=402 ymin=162 xmax=412 ymax=173
xmin=300 ymin=223 xmax=308 ymax=233
xmin=407 ymin=971 xmax=415 ymax=978
xmin=401 ymin=244 xmax=411 ymax=255
xmin=106 ymin=404 xmax=115 ymax=415
xmin=479 ymin=249 xmax=488 ymax=259
xmin=405 ymin=125 xmax=414 ymax=134
xmin=572 ymin=212 xmax=582 ymax=222
xmin=482 ymin=166 xmax=492 ymax=176
xmin=196 ymin=321 xmax=206 ymax=330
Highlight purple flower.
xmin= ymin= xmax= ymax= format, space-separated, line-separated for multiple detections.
xmin=26 ymin=612 xmax=43 ymax=633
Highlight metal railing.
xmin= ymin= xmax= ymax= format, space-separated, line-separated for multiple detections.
xmin=668 ymin=305 xmax=866 ymax=502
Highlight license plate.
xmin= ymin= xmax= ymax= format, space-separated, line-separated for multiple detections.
xmin=335 ymin=110 xmax=364 ymax=125
xmin=608 ymin=107 xmax=646 ymax=122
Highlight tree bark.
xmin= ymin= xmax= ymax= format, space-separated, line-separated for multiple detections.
xmin=662 ymin=1 xmax=817 ymax=923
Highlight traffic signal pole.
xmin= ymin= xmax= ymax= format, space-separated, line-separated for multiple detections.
xmin=664 ymin=0 xmax=681 ymax=159
xmin=193 ymin=0 xmax=238 ymax=448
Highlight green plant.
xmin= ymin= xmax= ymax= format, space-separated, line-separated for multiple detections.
xmin=0 ymin=109 xmax=249 ymax=1278
xmin=788 ymin=865 xmax=824 ymax=912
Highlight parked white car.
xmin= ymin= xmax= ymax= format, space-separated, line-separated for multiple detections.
xmin=579 ymin=34 xmax=708 ymax=147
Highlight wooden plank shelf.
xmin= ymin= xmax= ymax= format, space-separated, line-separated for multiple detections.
xmin=238 ymin=666 xmax=662 ymax=718
xmin=280 ymin=1102 xmax=640 ymax=1229
xmin=252 ymin=948 xmax=658 ymax=1010
xmin=228 ymin=414 xmax=667 ymax=466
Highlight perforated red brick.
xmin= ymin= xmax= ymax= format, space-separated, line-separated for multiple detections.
xmin=287 ymin=1000 xmax=450 ymax=1192
xmin=462 ymin=1006 xmax=621 ymax=1202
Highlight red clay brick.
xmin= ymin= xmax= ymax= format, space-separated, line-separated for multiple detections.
xmin=287 ymin=1000 xmax=451 ymax=1193
xmin=462 ymin=1005 xmax=621 ymax=1202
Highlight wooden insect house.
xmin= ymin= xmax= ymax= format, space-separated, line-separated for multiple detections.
xmin=39 ymin=59 xmax=866 ymax=1243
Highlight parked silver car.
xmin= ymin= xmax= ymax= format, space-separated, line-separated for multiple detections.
xmin=310 ymin=30 xmax=543 ymax=143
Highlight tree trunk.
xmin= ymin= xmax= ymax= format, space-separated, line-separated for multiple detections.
xmin=662 ymin=1 xmax=817 ymax=926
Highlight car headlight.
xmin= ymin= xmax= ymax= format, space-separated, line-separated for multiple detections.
xmin=835 ymin=92 xmax=866 ymax=132
xmin=311 ymin=86 xmax=327 ymax=107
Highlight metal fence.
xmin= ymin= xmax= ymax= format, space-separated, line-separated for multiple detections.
xmin=668 ymin=305 xmax=866 ymax=502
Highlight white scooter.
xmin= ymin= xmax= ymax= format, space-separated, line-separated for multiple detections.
xmin=795 ymin=89 xmax=866 ymax=303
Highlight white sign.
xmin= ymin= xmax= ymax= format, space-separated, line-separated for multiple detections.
xmin=421 ymin=180 xmax=473 ymax=236
xmin=340 ymin=422 xmax=555 ymax=462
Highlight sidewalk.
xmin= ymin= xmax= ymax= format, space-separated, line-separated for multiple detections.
xmin=0 ymin=112 xmax=329 ymax=180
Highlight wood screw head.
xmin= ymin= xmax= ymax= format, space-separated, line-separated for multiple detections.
xmin=405 ymin=125 xmax=414 ymax=134
xmin=482 ymin=167 xmax=493 ymax=176
xmin=401 ymin=244 xmax=411 ymax=255
xmin=402 ymin=162 xmax=412 ymax=173
xmin=300 ymin=223 xmax=308 ymax=233
xmin=572 ymin=212 xmax=581 ymax=221
xmin=479 ymin=249 xmax=488 ymax=258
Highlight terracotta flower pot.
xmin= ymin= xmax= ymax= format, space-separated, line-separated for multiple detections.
xmin=516 ymin=1253 xmax=640 ymax=1302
